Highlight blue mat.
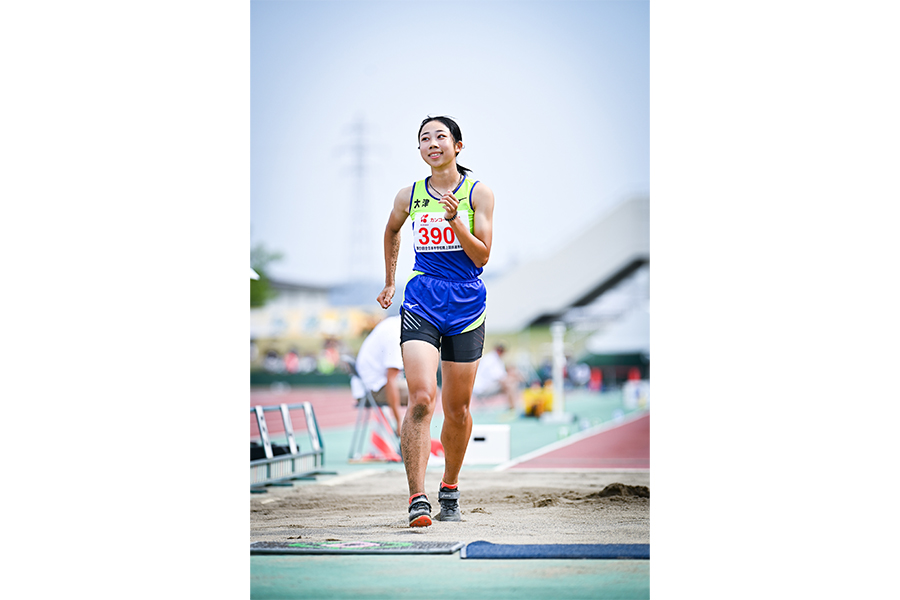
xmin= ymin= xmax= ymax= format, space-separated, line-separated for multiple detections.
xmin=460 ymin=541 xmax=649 ymax=560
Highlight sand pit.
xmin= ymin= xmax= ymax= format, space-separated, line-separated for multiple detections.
xmin=251 ymin=469 xmax=649 ymax=546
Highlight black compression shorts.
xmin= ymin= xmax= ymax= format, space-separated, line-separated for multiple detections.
xmin=400 ymin=307 xmax=485 ymax=363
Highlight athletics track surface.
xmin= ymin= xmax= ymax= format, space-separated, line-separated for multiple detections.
xmin=250 ymin=386 xmax=649 ymax=470
xmin=250 ymin=386 xmax=650 ymax=599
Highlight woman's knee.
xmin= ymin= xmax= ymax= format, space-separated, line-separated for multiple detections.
xmin=443 ymin=403 xmax=471 ymax=425
xmin=409 ymin=403 xmax=432 ymax=423
xmin=407 ymin=388 xmax=436 ymax=422
xmin=408 ymin=385 xmax=435 ymax=404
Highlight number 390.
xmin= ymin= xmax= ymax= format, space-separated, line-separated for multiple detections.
xmin=419 ymin=226 xmax=455 ymax=245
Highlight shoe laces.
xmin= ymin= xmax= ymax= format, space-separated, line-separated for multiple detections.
xmin=439 ymin=496 xmax=459 ymax=510
xmin=410 ymin=498 xmax=430 ymax=512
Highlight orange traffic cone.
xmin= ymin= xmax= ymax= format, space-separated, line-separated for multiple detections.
xmin=370 ymin=430 xmax=402 ymax=462
xmin=430 ymin=439 xmax=444 ymax=457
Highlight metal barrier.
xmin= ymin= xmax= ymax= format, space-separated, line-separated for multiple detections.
xmin=250 ymin=402 xmax=334 ymax=489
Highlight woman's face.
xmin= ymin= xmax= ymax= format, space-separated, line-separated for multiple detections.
xmin=418 ymin=121 xmax=462 ymax=168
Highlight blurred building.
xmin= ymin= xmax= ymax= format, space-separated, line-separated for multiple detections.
xmin=485 ymin=195 xmax=649 ymax=333
xmin=485 ymin=195 xmax=650 ymax=384
xmin=266 ymin=278 xmax=331 ymax=309
xmin=250 ymin=277 xmax=384 ymax=341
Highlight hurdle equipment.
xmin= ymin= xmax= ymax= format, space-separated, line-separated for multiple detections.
xmin=344 ymin=355 xmax=402 ymax=463
xmin=250 ymin=402 xmax=335 ymax=489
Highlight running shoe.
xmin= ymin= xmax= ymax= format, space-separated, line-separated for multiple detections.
xmin=408 ymin=494 xmax=432 ymax=527
xmin=438 ymin=485 xmax=461 ymax=521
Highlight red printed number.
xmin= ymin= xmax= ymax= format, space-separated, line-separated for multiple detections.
xmin=418 ymin=226 xmax=456 ymax=246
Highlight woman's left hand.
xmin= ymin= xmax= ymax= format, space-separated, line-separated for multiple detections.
xmin=439 ymin=191 xmax=459 ymax=222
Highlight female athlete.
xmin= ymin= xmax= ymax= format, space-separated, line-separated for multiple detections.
xmin=376 ymin=115 xmax=495 ymax=527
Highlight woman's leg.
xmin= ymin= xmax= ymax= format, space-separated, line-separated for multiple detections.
xmin=439 ymin=359 xmax=480 ymax=485
xmin=399 ymin=340 xmax=440 ymax=498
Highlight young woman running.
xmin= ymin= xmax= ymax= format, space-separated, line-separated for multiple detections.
xmin=377 ymin=116 xmax=495 ymax=527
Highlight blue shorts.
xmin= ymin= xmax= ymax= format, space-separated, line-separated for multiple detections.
xmin=401 ymin=273 xmax=486 ymax=337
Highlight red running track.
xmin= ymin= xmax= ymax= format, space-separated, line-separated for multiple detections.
xmin=250 ymin=388 xmax=362 ymax=436
xmin=249 ymin=386 xmax=516 ymax=436
xmin=251 ymin=387 xmax=649 ymax=470
xmin=508 ymin=413 xmax=649 ymax=470
xmin=250 ymin=387 xmax=452 ymax=435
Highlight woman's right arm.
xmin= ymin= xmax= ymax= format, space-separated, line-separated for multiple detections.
xmin=376 ymin=187 xmax=412 ymax=309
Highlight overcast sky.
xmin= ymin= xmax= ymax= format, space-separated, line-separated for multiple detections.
xmin=251 ymin=0 xmax=649 ymax=285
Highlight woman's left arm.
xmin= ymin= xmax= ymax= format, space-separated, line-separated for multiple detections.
xmin=441 ymin=183 xmax=494 ymax=268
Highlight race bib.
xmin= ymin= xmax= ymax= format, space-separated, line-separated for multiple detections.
xmin=413 ymin=211 xmax=468 ymax=253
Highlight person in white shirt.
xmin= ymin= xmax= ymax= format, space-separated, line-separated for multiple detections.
xmin=472 ymin=343 xmax=521 ymax=411
xmin=354 ymin=315 xmax=408 ymax=435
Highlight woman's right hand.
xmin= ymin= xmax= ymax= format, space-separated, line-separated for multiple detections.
xmin=377 ymin=285 xmax=395 ymax=309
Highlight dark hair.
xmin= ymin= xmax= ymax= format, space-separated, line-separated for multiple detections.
xmin=417 ymin=115 xmax=472 ymax=177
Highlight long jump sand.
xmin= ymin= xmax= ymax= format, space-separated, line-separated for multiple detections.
xmin=250 ymin=469 xmax=649 ymax=545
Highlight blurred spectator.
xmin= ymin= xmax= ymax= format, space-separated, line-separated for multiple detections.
xmin=353 ymin=315 xmax=407 ymax=435
xmin=568 ymin=362 xmax=591 ymax=388
xmin=317 ymin=338 xmax=342 ymax=374
xmin=263 ymin=350 xmax=284 ymax=373
xmin=472 ymin=343 xmax=522 ymax=411
xmin=537 ymin=358 xmax=553 ymax=383
xmin=297 ymin=353 xmax=317 ymax=374
xmin=588 ymin=367 xmax=603 ymax=392
xmin=284 ymin=348 xmax=300 ymax=374
xmin=522 ymin=379 xmax=553 ymax=417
